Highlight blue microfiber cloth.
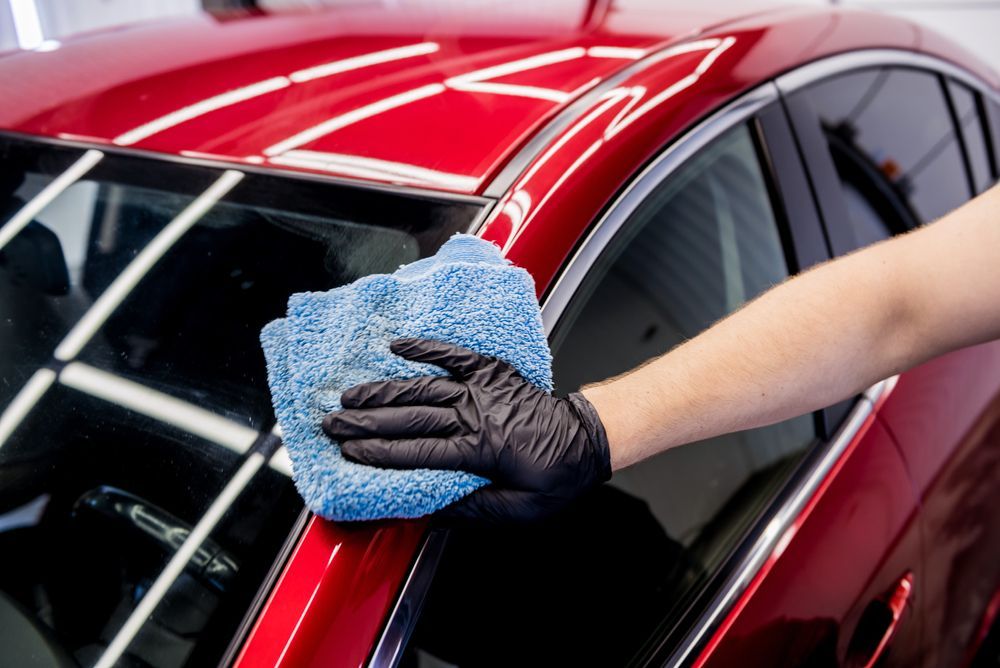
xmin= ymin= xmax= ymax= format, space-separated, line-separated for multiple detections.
xmin=260 ymin=233 xmax=552 ymax=521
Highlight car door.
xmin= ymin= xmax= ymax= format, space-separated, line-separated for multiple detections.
xmin=780 ymin=60 xmax=1000 ymax=667
xmin=393 ymin=95 xmax=923 ymax=667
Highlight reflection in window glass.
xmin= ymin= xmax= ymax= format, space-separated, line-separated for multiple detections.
xmin=405 ymin=126 xmax=817 ymax=667
xmin=840 ymin=179 xmax=892 ymax=246
xmin=805 ymin=68 xmax=970 ymax=235
xmin=948 ymin=80 xmax=995 ymax=194
xmin=0 ymin=136 xmax=482 ymax=667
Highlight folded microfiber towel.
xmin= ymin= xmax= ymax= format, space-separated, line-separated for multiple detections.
xmin=260 ymin=233 xmax=553 ymax=521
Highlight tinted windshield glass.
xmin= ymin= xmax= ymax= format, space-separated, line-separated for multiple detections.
xmin=0 ymin=135 xmax=482 ymax=667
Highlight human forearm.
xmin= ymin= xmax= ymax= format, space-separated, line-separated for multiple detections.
xmin=328 ymin=187 xmax=1000 ymax=521
xmin=582 ymin=184 xmax=1000 ymax=470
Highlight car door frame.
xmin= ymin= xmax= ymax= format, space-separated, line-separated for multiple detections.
xmin=365 ymin=82 xmax=833 ymax=667
xmin=776 ymin=51 xmax=1000 ymax=668
xmin=368 ymin=49 xmax=1000 ymax=668
xmin=368 ymin=81 xmax=887 ymax=668
xmin=532 ymin=79 xmax=902 ymax=667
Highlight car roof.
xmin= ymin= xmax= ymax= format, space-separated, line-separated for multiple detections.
xmin=0 ymin=2 xmax=996 ymax=196
xmin=0 ymin=2 xmax=796 ymax=193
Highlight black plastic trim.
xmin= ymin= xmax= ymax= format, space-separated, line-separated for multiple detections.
xmin=985 ymin=96 xmax=1000 ymax=181
xmin=754 ymin=102 xmax=829 ymax=273
xmin=780 ymin=88 xmax=857 ymax=257
xmin=942 ymin=75 xmax=981 ymax=199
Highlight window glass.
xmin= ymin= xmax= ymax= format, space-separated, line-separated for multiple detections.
xmin=0 ymin=136 xmax=481 ymax=667
xmin=840 ymin=179 xmax=893 ymax=246
xmin=805 ymin=68 xmax=970 ymax=239
xmin=948 ymin=80 xmax=995 ymax=194
xmin=405 ymin=126 xmax=817 ymax=667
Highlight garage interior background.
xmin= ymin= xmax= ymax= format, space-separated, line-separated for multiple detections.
xmin=1 ymin=0 xmax=999 ymax=74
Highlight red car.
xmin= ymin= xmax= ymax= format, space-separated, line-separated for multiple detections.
xmin=1 ymin=3 xmax=999 ymax=667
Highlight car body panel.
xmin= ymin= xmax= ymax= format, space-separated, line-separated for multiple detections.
xmin=875 ymin=343 xmax=1000 ymax=666
xmin=695 ymin=410 xmax=925 ymax=667
xmin=231 ymin=517 xmax=426 ymax=668
xmin=5 ymin=6 xmax=996 ymax=199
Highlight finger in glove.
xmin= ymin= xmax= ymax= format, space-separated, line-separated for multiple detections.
xmin=323 ymin=405 xmax=459 ymax=440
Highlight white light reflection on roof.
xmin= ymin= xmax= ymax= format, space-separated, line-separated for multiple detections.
xmin=495 ymin=36 xmax=737 ymax=254
xmin=587 ymin=45 xmax=647 ymax=60
xmin=113 ymin=42 xmax=440 ymax=146
xmin=269 ymin=149 xmax=480 ymax=191
xmin=289 ymin=41 xmax=440 ymax=83
xmin=114 ymin=77 xmax=292 ymax=147
xmin=263 ymin=83 xmax=446 ymax=156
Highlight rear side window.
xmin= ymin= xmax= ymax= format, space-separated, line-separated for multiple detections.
xmin=802 ymin=68 xmax=970 ymax=244
xmin=405 ymin=125 xmax=817 ymax=666
xmin=0 ymin=135 xmax=481 ymax=667
xmin=948 ymin=79 xmax=997 ymax=194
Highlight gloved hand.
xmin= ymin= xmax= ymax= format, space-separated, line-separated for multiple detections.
xmin=322 ymin=338 xmax=612 ymax=522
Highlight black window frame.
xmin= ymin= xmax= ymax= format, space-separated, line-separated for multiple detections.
xmin=777 ymin=62 xmax=1000 ymax=443
xmin=947 ymin=76 xmax=1000 ymax=190
xmin=944 ymin=77 xmax=989 ymax=196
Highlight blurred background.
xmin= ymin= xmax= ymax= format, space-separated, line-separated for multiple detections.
xmin=1 ymin=0 xmax=999 ymax=73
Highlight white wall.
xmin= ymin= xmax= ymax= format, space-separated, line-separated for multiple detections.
xmin=0 ymin=0 xmax=199 ymax=51
xmin=1 ymin=0 xmax=997 ymax=75
xmin=830 ymin=0 xmax=1000 ymax=74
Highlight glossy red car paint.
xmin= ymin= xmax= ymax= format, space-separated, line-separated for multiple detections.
xmin=876 ymin=343 xmax=1000 ymax=666
xmin=0 ymin=11 xmax=667 ymax=194
xmin=5 ymin=3 xmax=1000 ymax=667
xmin=694 ymin=398 xmax=927 ymax=667
xmin=232 ymin=517 xmax=426 ymax=668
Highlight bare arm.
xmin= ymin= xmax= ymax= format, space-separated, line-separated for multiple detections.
xmin=583 ymin=184 xmax=1000 ymax=470
xmin=327 ymin=185 xmax=1000 ymax=522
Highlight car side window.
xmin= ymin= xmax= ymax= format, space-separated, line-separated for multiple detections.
xmin=948 ymin=79 xmax=997 ymax=194
xmin=404 ymin=125 xmax=817 ymax=667
xmin=801 ymin=68 xmax=971 ymax=246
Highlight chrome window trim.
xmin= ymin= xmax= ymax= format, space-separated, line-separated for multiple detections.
xmin=665 ymin=378 xmax=895 ymax=666
xmin=774 ymin=48 xmax=1000 ymax=103
xmin=366 ymin=48 xmax=990 ymax=668
xmin=539 ymin=81 xmax=779 ymax=332
xmin=367 ymin=530 xmax=449 ymax=668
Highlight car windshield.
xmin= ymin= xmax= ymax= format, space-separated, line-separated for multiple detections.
xmin=0 ymin=134 xmax=483 ymax=668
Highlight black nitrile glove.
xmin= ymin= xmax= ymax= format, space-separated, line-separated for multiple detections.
xmin=322 ymin=338 xmax=612 ymax=522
